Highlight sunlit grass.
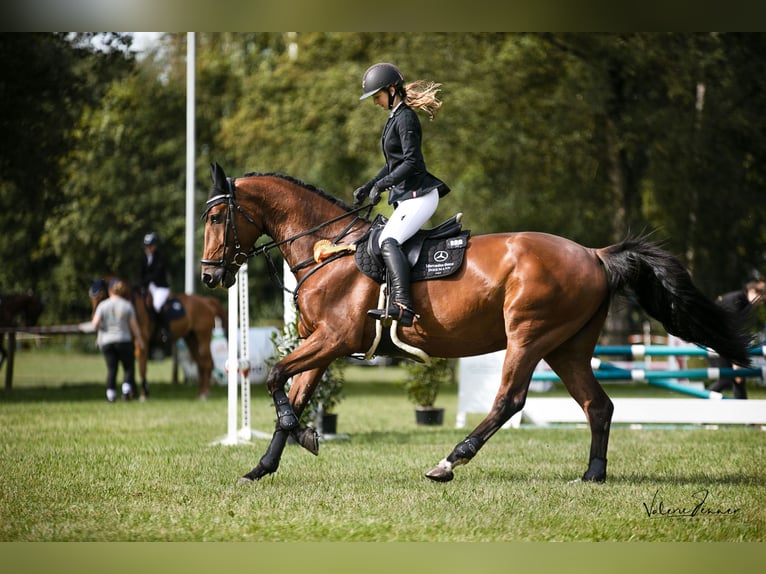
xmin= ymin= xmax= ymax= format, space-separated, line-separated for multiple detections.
xmin=1 ymin=345 xmax=764 ymax=541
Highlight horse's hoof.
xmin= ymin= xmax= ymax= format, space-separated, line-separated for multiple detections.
xmin=425 ymin=466 xmax=454 ymax=482
xmin=294 ymin=427 xmax=320 ymax=456
xmin=237 ymin=476 xmax=254 ymax=487
xmin=581 ymin=457 xmax=607 ymax=482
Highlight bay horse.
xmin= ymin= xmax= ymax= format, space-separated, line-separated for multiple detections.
xmin=0 ymin=292 xmax=44 ymax=369
xmin=200 ymin=162 xmax=749 ymax=485
xmin=89 ymin=277 xmax=227 ymax=399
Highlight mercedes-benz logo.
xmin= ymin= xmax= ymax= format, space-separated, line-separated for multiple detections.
xmin=433 ymin=250 xmax=449 ymax=263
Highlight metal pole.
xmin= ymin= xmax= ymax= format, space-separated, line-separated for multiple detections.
xmin=184 ymin=32 xmax=196 ymax=295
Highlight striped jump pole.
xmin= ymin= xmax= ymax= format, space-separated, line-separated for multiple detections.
xmin=531 ymin=359 xmax=766 ymax=400
xmin=593 ymin=345 xmax=766 ymax=359
xmin=590 ymin=358 xmax=724 ymax=399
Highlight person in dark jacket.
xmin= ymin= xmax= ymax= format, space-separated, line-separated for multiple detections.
xmin=353 ymin=62 xmax=451 ymax=327
xmin=139 ymin=232 xmax=171 ymax=350
xmin=708 ymin=278 xmax=765 ymax=399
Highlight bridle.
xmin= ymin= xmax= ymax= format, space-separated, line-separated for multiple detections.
xmin=200 ymin=177 xmax=257 ymax=270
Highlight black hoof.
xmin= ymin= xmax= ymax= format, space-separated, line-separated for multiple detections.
xmin=582 ymin=457 xmax=607 ymax=482
xmin=241 ymin=463 xmax=276 ymax=483
xmin=425 ymin=466 xmax=454 ymax=482
xmin=293 ymin=427 xmax=320 ymax=456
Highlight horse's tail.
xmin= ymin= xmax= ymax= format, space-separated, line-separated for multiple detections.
xmin=596 ymin=235 xmax=751 ymax=367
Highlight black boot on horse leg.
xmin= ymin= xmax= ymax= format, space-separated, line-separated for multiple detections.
xmin=368 ymin=238 xmax=417 ymax=327
xmin=240 ymin=427 xmax=290 ymax=484
xmin=425 ymin=436 xmax=484 ymax=482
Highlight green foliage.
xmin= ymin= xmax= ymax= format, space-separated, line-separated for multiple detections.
xmin=2 ymin=32 xmax=765 ymax=326
xmin=400 ymin=357 xmax=454 ymax=407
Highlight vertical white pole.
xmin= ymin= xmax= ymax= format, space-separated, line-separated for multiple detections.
xmin=283 ymin=260 xmax=296 ymax=325
xmin=184 ymin=32 xmax=196 ymax=295
xmin=225 ymin=272 xmax=239 ymax=444
xmin=238 ymin=264 xmax=251 ymax=438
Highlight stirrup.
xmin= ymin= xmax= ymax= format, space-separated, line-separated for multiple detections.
xmin=367 ymin=303 xmax=416 ymax=327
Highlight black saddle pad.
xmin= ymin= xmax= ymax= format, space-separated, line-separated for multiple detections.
xmin=165 ymin=297 xmax=186 ymax=320
xmin=354 ymin=216 xmax=470 ymax=283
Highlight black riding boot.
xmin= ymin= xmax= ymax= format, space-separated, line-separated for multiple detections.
xmin=157 ymin=307 xmax=172 ymax=355
xmin=368 ymin=238 xmax=417 ymax=327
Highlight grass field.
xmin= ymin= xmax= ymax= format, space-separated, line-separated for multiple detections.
xmin=1 ymin=341 xmax=765 ymax=543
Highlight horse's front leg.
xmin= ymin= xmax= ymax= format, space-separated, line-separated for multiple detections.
xmin=240 ymin=426 xmax=290 ymax=484
xmin=268 ymin=362 xmax=301 ymax=431
xmin=239 ymin=368 xmax=327 ymax=484
xmin=266 ymin=333 xmax=338 ymax=431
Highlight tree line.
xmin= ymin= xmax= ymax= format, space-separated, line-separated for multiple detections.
xmin=1 ymin=32 xmax=764 ymax=327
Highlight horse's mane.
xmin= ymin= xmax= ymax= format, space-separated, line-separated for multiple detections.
xmin=240 ymin=172 xmax=353 ymax=212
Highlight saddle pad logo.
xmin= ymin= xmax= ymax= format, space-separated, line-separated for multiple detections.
xmin=433 ymin=250 xmax=449 ymax=263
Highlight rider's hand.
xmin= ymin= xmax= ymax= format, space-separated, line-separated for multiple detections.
xmin=369 ymin=185 xmax=382 ymax=206
xmin=353 ymin=185 xmax=369 ymax=205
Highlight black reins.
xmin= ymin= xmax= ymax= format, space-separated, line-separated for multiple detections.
xmin=202 ymin=176 xmax=373 ymax=300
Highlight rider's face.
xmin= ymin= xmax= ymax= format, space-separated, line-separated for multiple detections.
xmin=371 ymin=87 xmax=395 ymax=110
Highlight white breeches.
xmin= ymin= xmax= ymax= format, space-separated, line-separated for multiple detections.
xmin=148 ymin=283 xmax=170 ymax=313
xmin=378 ymin=188 xmax=439 ymax=247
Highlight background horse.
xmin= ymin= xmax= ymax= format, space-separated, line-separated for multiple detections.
xmin=200 ymin=162 xmax=749 ymax=485
xmin=89 ymin=277 xmax=227 ymax=399
xmin=0 ymin=292 xmax=44 ymax=370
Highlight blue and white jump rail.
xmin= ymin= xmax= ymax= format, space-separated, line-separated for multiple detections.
xmin=456 ymin=346 xmax=766 ymax=429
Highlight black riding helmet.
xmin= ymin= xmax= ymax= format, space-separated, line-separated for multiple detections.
xmin=143 ymin=232 xmax=159 ymax=247
xmin=359 ymin=63 xmax=405 ymax=109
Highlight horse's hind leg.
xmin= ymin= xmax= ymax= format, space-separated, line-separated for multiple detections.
xmin=425 ymin=349 xmax=538 ymax=482
xmin=544 ymin=301 xmax=613 ymax=482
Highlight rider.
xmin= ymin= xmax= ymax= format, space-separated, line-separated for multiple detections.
xmin=139 ymin=232 xmax=171 ymax=350
xmin=353 ymin=62 xmax=450 ymax=327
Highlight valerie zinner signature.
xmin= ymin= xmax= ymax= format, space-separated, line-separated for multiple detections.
xmin=643 ymin=489 xmax=739 ymax=518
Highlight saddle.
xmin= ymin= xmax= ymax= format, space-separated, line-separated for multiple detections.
xmin=354 ymin=213 xmax=470 ymax=283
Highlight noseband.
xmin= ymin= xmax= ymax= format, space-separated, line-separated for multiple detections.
xmin=200 ymin=177 xmax=258 ymax=270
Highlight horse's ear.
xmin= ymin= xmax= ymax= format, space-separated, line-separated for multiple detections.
xmin=210 ymin=162 xmax=227 ymax=187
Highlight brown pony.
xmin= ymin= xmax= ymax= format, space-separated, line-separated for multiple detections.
xmin=200 ymin=163 xmax=749 ymax=485
xmin=89 ymin=277 xmax=227 ymax=399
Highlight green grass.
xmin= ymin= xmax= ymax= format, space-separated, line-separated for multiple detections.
xmin=1 ymin=344 xmax=765 ymax=541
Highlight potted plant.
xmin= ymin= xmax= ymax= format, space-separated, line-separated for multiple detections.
xmin=269 ymin=315 xmax=345 ymax=434
xmin=400 ymin=357 xmax=454 ymax=425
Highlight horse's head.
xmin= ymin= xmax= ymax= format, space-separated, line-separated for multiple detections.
xmin=88 ymin=278 xmax=109 ymax=313
xmin=201 ymin=163 xmax=263 ymax=289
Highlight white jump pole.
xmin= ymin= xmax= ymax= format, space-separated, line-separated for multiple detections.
xmin=219 ymin=270 xmax=240 ymax=445
xmin=238 ymin=263 xmax=251 ymax=440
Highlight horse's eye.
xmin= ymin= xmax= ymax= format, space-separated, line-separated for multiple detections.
xmin=210 ymin=213 xmax=223 ymax=224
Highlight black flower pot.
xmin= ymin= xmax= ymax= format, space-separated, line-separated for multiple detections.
xmin=321 ymin=413 xmax=338 ymax=434
xmin=415 ymin=407 xmax=444 ymax=426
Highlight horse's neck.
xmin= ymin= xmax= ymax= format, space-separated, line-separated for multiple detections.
xmin=256 ymin=186 xmax=354 ymax=270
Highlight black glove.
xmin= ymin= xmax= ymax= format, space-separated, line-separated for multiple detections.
xmin=369 ymin=185 xmax=382 ymax=206
xmin=353 ymin=185 xmax=369 ymax=206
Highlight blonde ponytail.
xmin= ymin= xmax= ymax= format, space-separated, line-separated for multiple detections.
xmin=404 ymin=80 xmax=443 ymax=121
